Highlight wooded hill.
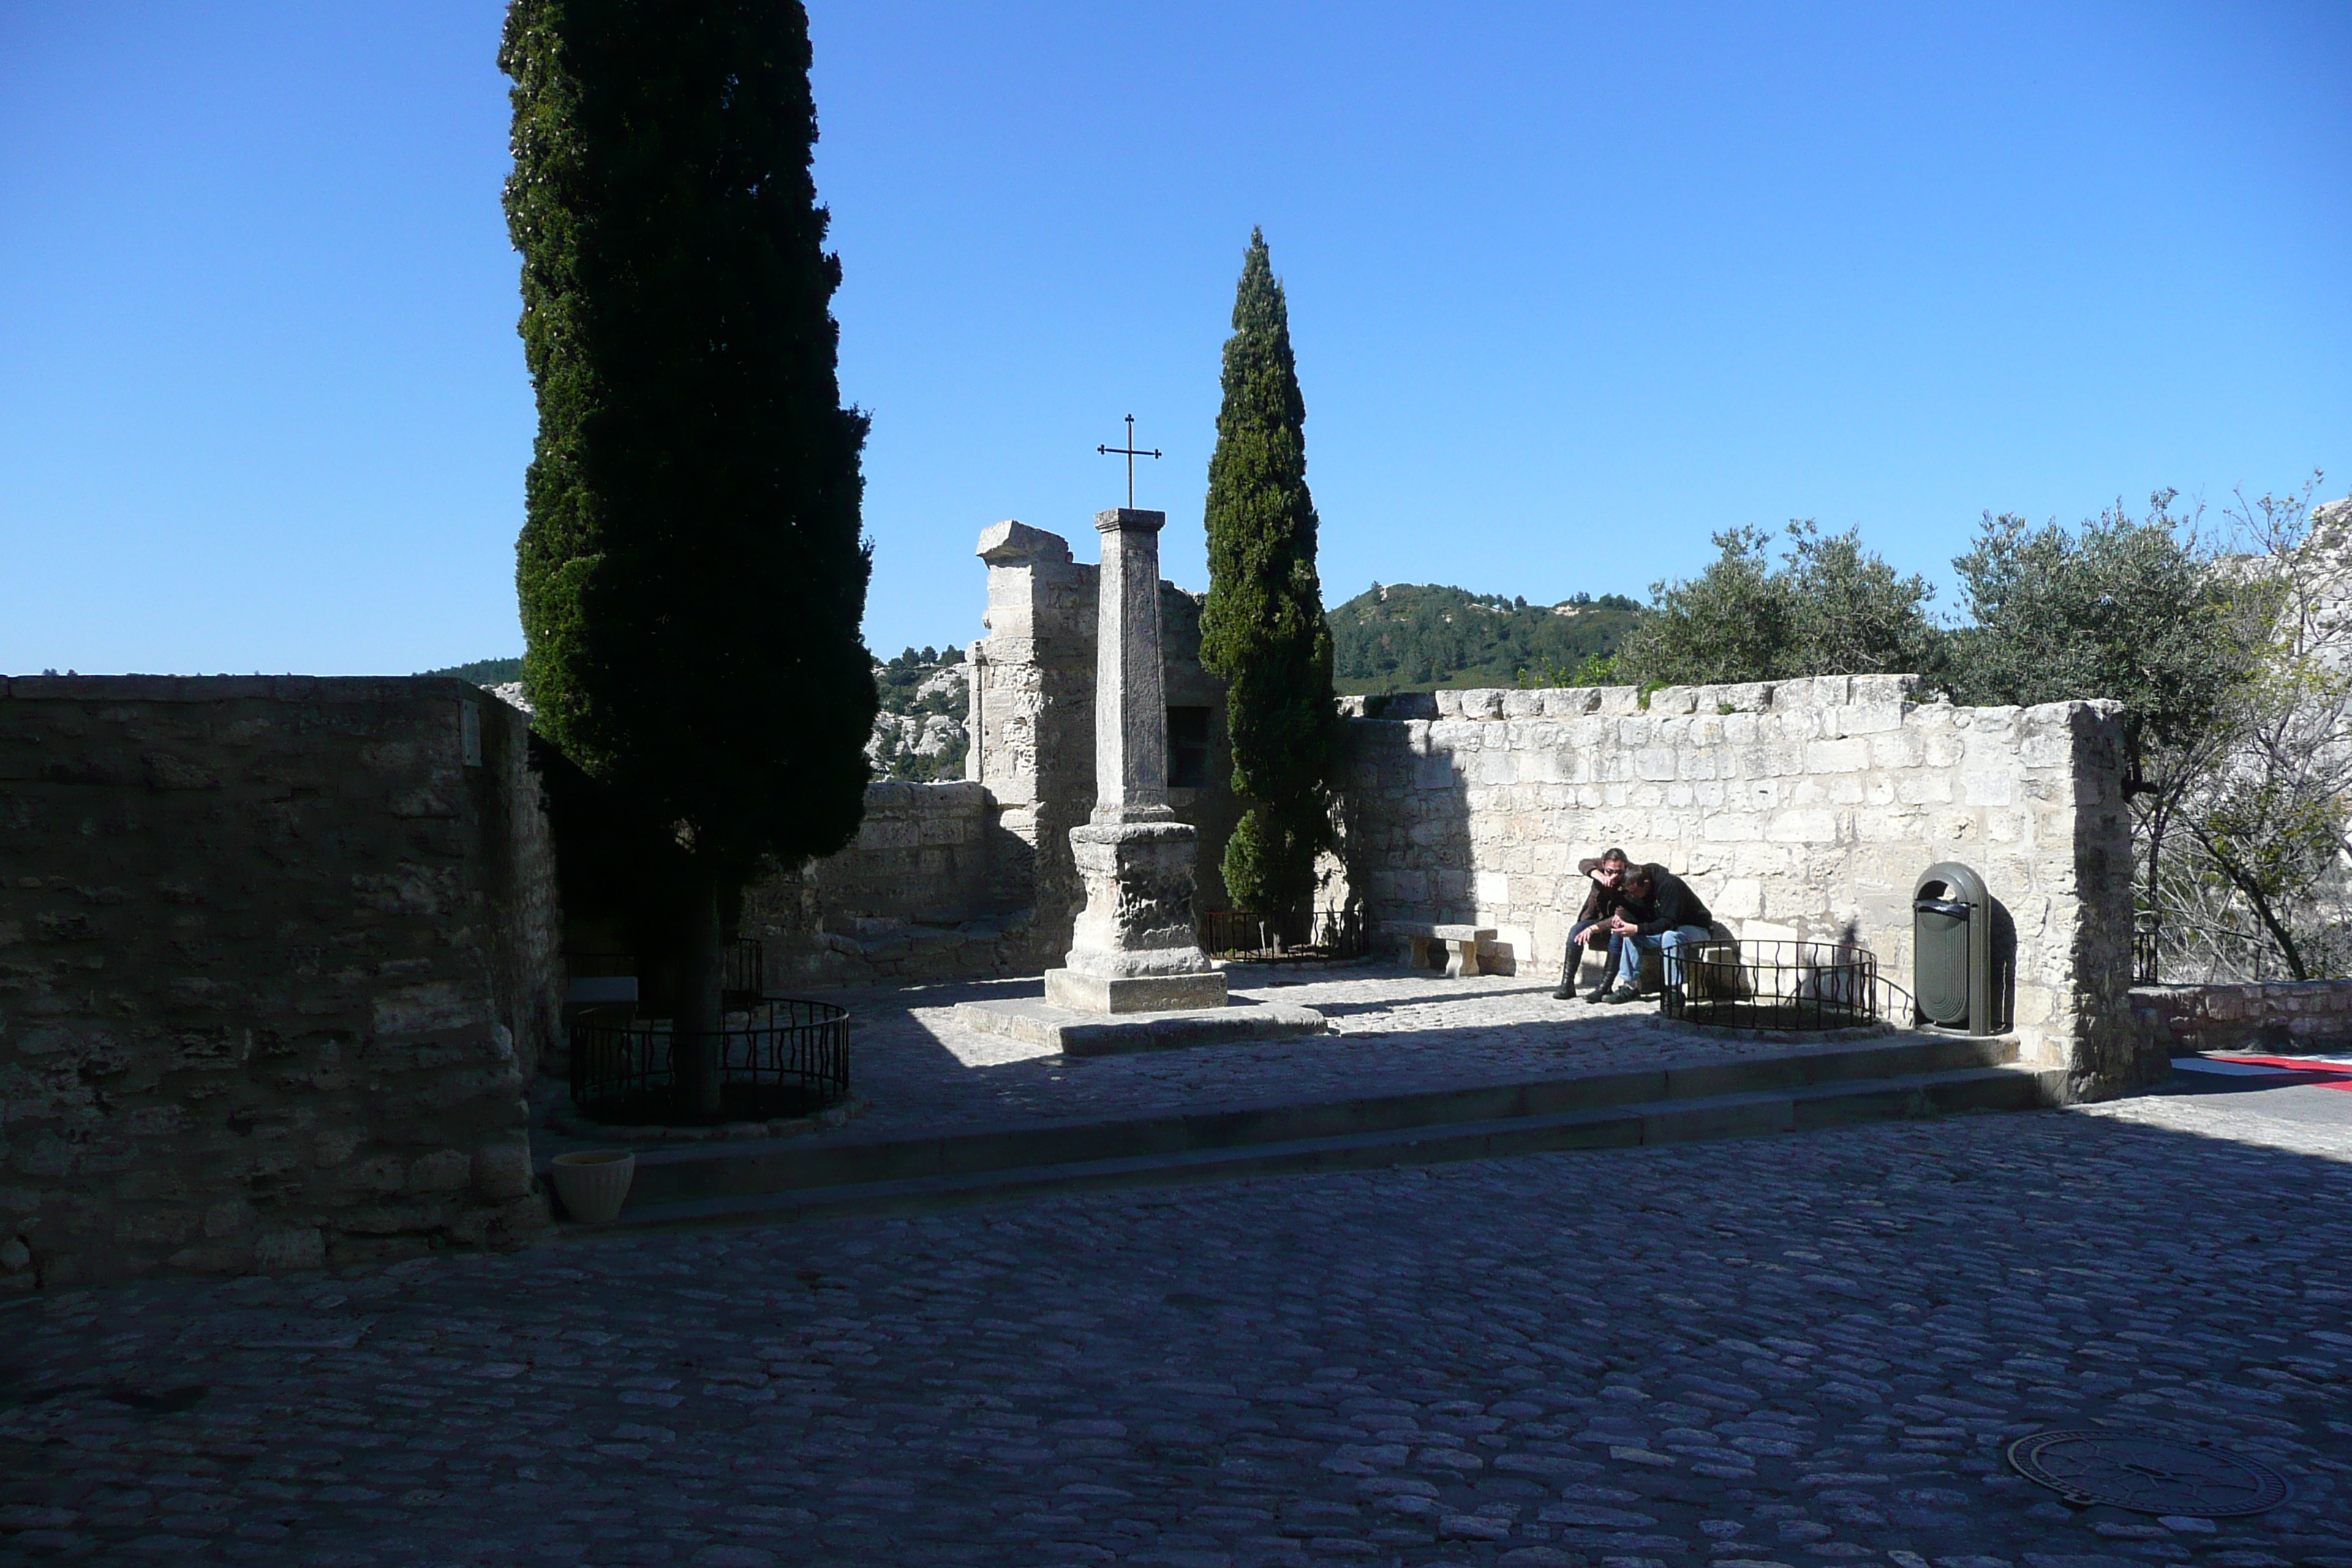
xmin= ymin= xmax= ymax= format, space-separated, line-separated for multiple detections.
xmin=1327 ymin=583 xmax=1640 ymax=695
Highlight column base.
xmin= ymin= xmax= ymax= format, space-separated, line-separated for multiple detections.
xmin=1044 ymin=967 xmax=1229 ymax=1015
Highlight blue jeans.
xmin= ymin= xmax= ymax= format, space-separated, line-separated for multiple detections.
xmin=1618 ymin=924 xmax=1713 ymax=990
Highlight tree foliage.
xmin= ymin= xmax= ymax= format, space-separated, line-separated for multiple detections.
xmin=1614 ymin=523 xmax=1943 ymax=687
xmin=1948 ymin=494 xmax=2247 ymax=762
xmin=2133 ymin=480 xmax=2352 ymax=980
xmin=501 ymin=0 xmax=875 ymax=1107
xmin=1199 ymin=230 xmax=1335 ymax=919
xmin=502 ymin=0 xmax=873 ymax=872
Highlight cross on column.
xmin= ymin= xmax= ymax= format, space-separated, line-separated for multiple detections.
xmin=1096 ymin=415 xmax=1162 ymax=509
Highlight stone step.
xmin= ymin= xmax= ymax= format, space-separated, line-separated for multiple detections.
xmin=566 ymin=1032 xmax=2025 ymax=1216
xmin=581 ymin=1063 xmax=2058 ymax=1235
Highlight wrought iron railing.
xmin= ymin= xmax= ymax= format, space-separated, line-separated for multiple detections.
xmin=1670 ymin=938 xmax=1893 ymax=1031
xmin=2133 ymin=919 xmax=2161 ymax=987
xmin=1200 ymin=905 xmax=1368 ymax=962
xmin=724 ymin=936 xmax=765 ymax=1007
xmin=570 ymin=996 xmax=849 ymax=1126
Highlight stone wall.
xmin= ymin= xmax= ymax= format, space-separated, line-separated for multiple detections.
xmin=2130 ymin=981 xmax=2352 ymax=1058
xmin=813 ymin=780 xmax=992 ymax=926
xmin=1336 ymin=676 xmax=2149 ymax=1096
xmin=0 ymin=676 xmax=559 ymax=1289
xmin=739 ymin=780 xmax=1043 ymax=988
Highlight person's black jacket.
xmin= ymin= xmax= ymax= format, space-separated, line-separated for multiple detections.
xmin=1628 ymin=864 xmax=1712 ymax=936
xmin=1569 ymin=859 xmax=1627 ymax=946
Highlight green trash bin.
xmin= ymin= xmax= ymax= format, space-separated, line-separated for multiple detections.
xmin=1913 ymin=861 xmax=1992 ymax=1034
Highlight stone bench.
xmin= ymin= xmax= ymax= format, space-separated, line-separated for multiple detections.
xmin=1381 ymin=921 xmax=1499 ymax=979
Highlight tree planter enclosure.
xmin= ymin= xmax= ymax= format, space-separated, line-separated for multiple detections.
xmin=570 ymin=997 xmax=850 ymax=1126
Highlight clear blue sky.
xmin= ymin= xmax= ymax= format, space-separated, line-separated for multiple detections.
xmin=2 ymin=3 xmax=2346 ymax=675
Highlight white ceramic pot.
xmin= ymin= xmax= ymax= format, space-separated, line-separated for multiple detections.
xmin=549 ymin=1150 xmax=636 ymax=1223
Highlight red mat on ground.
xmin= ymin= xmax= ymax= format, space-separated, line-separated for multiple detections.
xmin=2213 ymin=1055 xmax=2352 ymax=1091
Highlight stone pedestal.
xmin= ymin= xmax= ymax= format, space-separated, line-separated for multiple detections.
xmin=1045 ymin=820 xmax=1228 ymax=1013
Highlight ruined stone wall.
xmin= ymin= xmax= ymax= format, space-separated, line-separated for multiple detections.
xmin=2130 ymin=981 xmax=2352 ymax=1058
xmin=0 ymin=676 xmax=559 ymax=1289
xmin=1337 ymin=676 xmax=2148 ymax=1095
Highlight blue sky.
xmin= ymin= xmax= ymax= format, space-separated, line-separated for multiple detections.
xmin=2 ymin=2 xmax=2346 ymax=674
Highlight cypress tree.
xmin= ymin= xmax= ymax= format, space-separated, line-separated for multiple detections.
xmin=1199 ymin=230 xmax=1335 ymax=926
xmin=501 ymin=0 xmax=875 ymax=1115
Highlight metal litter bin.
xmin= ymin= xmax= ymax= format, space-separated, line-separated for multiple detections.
xmin=1913 ymin=861 xmax=1992 ymax=1034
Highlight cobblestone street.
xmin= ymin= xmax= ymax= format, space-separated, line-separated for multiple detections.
xmin=4 ymin=1078 xmax=2348 ymax=1567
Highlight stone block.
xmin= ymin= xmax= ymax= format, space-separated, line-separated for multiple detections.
xmin=1648 ymin=687 xmax=1699 ymax=716
xmin=1765 ymin=809 xmax=1839 ymax=844
xmin=406 ymin=1149 xmax=472 ymax=1192
xmin=467 ymin=1142 xmax=529 ymax=1203
xmin=1805 ymin=738 xmax=1870 ymax=773
xmin=372 ymin=981 xmax=489 ymax=1039
xmin=1043 ymin=968 xmax=1229 ymax=1014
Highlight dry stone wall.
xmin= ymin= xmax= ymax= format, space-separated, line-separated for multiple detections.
xmin=2130 ymin=981 xmax=2352 ymax=1058
xmin=1337 ymin=676 xmax=2149 ymax=1095
xmin=0 ymin=676 xmax=559 ymax=1289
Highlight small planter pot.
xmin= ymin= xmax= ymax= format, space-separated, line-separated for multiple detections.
xmin=549 ymin=1150 xmax=636 ymax=1223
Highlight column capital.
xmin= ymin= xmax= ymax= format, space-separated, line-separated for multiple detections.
xmin=1093 ymin=508 xmax=1166 ymax=535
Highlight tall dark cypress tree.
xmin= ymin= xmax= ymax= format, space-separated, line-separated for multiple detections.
xmin=1199 ymin=230 xmax=1335 ymax=924
xmin=501 ymin=0 xmax=875 ymax=1115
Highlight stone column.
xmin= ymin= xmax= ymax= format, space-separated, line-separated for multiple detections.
xmin=1091 ymin=509 xmax=1175 ymax=825
xmin=1043 ymin=508 xmax=1227 ymax=1014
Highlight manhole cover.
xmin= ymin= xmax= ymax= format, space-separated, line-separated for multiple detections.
xmin=2008 ymin=1430 xmax=2291 ymax=1517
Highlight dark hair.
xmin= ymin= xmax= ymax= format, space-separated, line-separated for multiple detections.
xmin=1624 ymin=864 xmax=1653 ymax=887
xmin=1600 ymin=847 xmax=1627 ymax=867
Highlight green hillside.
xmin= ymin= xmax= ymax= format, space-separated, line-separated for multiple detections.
xmin=1327 ymin=584 xmax=1640 ymax=695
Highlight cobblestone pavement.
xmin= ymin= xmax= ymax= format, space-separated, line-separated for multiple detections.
xmin=826 ymin=968 xmax=1831 ymax=1138
xmin=7 ymin=1075 xmax=2348 ymax=1567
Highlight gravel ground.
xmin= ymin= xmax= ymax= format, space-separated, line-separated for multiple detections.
xmin=3 ymin=1068 xmax=2346 ymax=1566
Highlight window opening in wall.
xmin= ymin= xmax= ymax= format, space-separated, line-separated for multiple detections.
xmin=1168 ymin=706 xmax=1211 ymax=789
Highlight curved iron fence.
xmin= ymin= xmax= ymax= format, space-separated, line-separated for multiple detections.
xmin=1671 ymin=938 xmax=1909 ymax=1032
xmin=570 ymin=996 xmax=849 ymax=1126
xmin=1200 ymin=906 xmax=1368 ymax=962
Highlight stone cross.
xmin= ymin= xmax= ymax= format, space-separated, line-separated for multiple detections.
xmin=1041 ymin=507 xmax=1227 ymax=1016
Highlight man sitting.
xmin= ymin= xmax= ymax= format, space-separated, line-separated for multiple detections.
xmin=1553 ymin=847 xmax=1633 ymax=1003
xmin=1600 ymin=863 xmax=1714 ymax=1005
